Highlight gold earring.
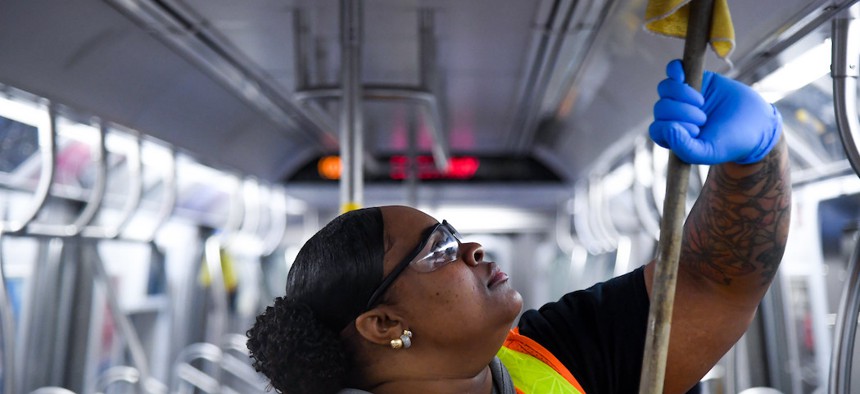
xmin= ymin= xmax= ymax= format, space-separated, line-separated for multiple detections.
xmin=390 ymin=329 xmax=413 ymax=349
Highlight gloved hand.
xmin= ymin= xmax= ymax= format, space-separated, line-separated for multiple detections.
xmin=649 ymin=59 xmax=783 ymax=165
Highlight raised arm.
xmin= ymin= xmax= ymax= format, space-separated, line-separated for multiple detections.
xmin=644 ymin=60 xmax=791 ymax=393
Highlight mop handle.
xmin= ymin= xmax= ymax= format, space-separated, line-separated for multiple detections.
xmin=638 ymin=1 xmax=715 ymax=393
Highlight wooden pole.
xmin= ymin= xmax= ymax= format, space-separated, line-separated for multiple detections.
xmin=638 ymin=1 xmax=715 ymax=393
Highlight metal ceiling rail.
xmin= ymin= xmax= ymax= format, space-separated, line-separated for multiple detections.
xmin=510 ymin=0 xmax=577 ymax=153
xmin=294 ymin=7 xmax=451 ymax=173
xmin=292 ymin=9 xmax=341 ymax=148
xmin=828 ymin=4 xmax=860 ymax=394
xmin=731 ymin=0 xmax=860 ymax=84
xmin=295 ymin=84 xmax=451 ymax=170
xmin=508 ymin=0 xmax=617 ymax=154
xmin=418 ymin=8 xmax=450 ymax=172
xmin=104 ymin=0 xmax=334 ymax=150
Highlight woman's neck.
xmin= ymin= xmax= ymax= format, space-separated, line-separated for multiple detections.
xmin=369 ymin=364 xmax=494 ymax=394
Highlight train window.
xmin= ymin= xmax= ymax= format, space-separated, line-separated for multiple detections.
xmin=0 ymin=116 xmax=37 ymax=174
xmin=751 ymin=27 xmax=848 ymax=171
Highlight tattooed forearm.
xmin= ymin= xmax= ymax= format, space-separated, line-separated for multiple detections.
xmin=682 ymin=137 xmax=791 ymax=288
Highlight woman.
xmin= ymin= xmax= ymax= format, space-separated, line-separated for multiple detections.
xmin=247 ymin=60 xmax=791 ymax=393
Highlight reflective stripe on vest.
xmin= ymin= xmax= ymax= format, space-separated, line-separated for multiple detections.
xmin=496 ymin=328 xmax=586 ymax=394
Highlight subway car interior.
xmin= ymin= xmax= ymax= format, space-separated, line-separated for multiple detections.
xmin=1 ymin=0 xmax=860 ymax=393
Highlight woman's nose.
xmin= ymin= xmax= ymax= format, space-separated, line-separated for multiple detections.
xmin=461 ymin=242 xmax=484 ymax=266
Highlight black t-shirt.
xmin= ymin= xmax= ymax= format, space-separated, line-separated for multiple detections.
xmin=517 ymin=266 xmax=650 ymax=393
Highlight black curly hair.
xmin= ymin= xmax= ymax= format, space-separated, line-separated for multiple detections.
xmin=247 ymin=207 xmax=385 ymax=394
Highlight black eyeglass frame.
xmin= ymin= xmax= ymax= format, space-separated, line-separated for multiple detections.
xmin=364 ymin=220 xmax=459 ymax=310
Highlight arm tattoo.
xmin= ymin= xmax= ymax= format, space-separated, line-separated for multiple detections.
xmin=682 ymin=139 xmax=791 ymax=287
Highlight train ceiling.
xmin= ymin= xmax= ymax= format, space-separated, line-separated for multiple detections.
xmin=0 ymin=0 xmax=846 ymax=188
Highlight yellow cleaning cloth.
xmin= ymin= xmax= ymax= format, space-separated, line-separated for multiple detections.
xmin=644 ymin=0 xmax=734 ymax=61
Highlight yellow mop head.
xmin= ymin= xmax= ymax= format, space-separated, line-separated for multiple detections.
xmin=644 ymin=0 xmax=734 ymax=61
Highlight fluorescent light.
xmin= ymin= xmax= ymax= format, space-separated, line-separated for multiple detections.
xmin=418 ymin=205 xmax=550 ymax=233
xmin=753 ymin=39 xmax=832 ymax=103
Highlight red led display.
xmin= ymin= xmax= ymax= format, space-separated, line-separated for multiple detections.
xmin=389 ymin=156 xmax=480 ymax=180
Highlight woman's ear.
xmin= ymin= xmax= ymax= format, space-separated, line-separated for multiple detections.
xmin=354 ymin=306 xmax=407 ymax=346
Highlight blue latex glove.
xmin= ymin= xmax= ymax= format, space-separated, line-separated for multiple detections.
xmin=649 ymin=59 xmax=783 ymax=165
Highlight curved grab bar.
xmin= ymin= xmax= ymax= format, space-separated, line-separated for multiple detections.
xmin=95 ymin=365 xmax=139 ymax=394
xmin=171 ymin=342 xmax=224 ymax=394
xmin=262 ymin=187 xmax=288 ymax=256
xmin=833 ymin=6 xmax=860 ymax=177
xmin=69 ymin=123 xmax=108 ymax=233
xmin=0 ymin=232 xmax=16 ymax=394
xmin=28 ymin=121 xmax=107 ymax=237
xmin=2 ymin=104 xmax=56 ymax=233
xmin=82 ymin=132 xmax=143 ymax=239
xmin=238 ymin=179 xmax=261 ymax=239
xmin=29 ymin=388 xmax=77 ymax=394
xmin=144 ymin=147 xmax=176 ymax=243
xmin=223 ymin=175 xmax=245 ymax=237
xmin=107 ymin=132 xmax=143 ymax=238
xmin=633 ymin=141 xmax=662 ymax=240
xmin=170 ymin=338 xmax=264 ymax=393
xmin=222 ymin=333 xmax=251 ymax=355
xmin=220 ymin=334 xmax=266 ymax=389
xmin=555 ymin=198 xmax=577 ymax=256
xmin=588 ymin=177 xmax=619 ymax=252
xmin=829 ymin=6 xmax=860 ymax=394
xmin=573 ymin=181 xmax=602 ymax=254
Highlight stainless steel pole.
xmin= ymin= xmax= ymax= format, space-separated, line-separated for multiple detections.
xmin=340 ymin=0 xmax=364 ymax=213
xmin=829 ymin=5 xmax=860 ymax=393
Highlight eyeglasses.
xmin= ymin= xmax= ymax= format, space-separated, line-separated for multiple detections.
xmin=365 ymin=220 xmax=461 ymax=309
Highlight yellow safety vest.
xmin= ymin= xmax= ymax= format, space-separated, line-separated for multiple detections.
xmin=496 ymin=328 xmax=586 ymax=394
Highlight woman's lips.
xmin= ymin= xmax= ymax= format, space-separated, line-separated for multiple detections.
xmin=488 ymin=268 xmax=509 ymax=288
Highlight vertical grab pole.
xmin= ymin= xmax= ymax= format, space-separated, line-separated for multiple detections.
xmin=829 ymin=6 xmax=860 ymax=394
xmin=340 ymin=0 xmax=364 ymax=213
xmin=639 ymin=1 xmax=715 ymax=392
xmin=0 ymin=232 xmax=15 ymax=394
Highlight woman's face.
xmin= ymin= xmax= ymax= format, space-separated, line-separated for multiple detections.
xmin=379 ymin=206 xmax=523 ymax=350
